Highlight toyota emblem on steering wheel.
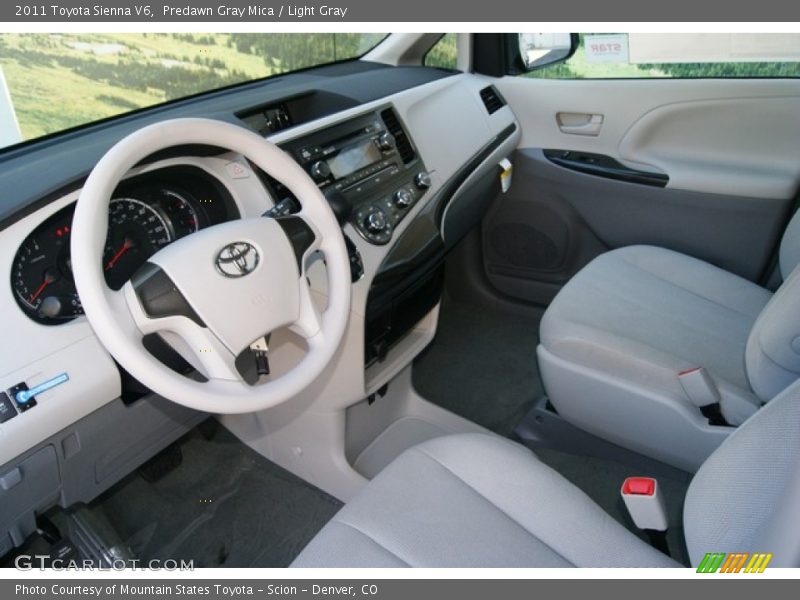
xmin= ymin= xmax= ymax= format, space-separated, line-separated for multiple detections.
xmin=215 ymin=242 xmax=260 ymax=278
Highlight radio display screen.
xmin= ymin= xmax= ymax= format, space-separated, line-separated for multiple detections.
xmin=328 ymin=139 xmax=382 ymax=179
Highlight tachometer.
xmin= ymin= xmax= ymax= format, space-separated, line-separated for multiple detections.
xmin=12 ymin=220 xmax=82 ymax=321
xmin=102 ymin=198 xmax=172 ymax=290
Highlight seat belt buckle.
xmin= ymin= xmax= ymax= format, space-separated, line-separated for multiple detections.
xmin=678 ymin=367 xmax=730 ymax=426
xmin=620 ymin=477 xmax=668 ymax=532
xmin=678 ymin=367 xmax=720 ymax=408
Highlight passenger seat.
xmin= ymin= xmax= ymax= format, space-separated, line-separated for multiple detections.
xmin=537 ymin=210 xmax=800 ymax=471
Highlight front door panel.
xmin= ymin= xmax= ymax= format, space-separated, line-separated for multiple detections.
xmin=482 ymin=77 xmax=800 ymax=306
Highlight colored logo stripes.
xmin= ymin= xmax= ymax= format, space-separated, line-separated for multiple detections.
xmin=696 ymin=552 xmax=773 ymax=573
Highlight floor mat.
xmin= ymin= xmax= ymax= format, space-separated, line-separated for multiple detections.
xmin=412 ymin=298 xmax=543 ymax=437
xmin=89 ymin=422 xmax=342 ymax=568
xmin=532 ymin=446 xmax=691 ymax=565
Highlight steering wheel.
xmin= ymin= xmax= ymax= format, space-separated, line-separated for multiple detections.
xmin=71 ymin=118 xmax=351 ymax=414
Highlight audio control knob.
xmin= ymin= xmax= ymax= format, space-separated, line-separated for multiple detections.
xmin=393 ymin=188 xmax=413 ymax=209
xmin=414 ymin=171 xmax=432 ymax=190
xmin=310 ymin=160 xmax=331 ymax=181
xmin=365 ymin=209 xmax=388 ymax=234
xmin=376 ymin=133 xmax=396 ymax=151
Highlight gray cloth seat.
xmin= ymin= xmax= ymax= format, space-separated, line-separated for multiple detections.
xmin=537 ymin=211 xmax=800 ymax=470
xmin=541 ymin=245 xmax=770 ymax=406
xmin=293 ymin=433 xmax=678 ymax=568
xmin=293 ymin=379 xmax=800 ymax=567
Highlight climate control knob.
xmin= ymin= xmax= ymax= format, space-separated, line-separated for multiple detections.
xmin=310 ymin=160 xmax=331 ymax=181
xmin=365 ymin=210 xmax=388 ymax=233
xmin=376 ymin=133 xmax=396 ymax=151
xmin=414 ymin=171 xmax=432 ymax=190
xmin=393 ymin=189 xmax=413 ymax=209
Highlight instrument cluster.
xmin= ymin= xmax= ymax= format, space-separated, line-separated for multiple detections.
xmin=11 ymin=165 xmax=236 ymax=324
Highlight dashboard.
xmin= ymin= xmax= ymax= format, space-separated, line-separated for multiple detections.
xmin=0 ymin=59 xmax=520 ymax=550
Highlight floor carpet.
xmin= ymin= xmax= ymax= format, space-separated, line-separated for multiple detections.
xmin=412 ymin=297 xmax=543 ymax=437
xmin=88 ymin=422 xmax=342 ymax=568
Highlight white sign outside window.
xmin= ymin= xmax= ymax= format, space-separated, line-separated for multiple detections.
xmin=584 ymin=34 xmax=630 ymax=64
xmin=628 ymin=33 xmax=800 ymax=63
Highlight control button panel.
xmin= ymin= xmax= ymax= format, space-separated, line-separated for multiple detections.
xmin=328 ymin=160 xmax=400 ymax=194
xmin=352 ymin=172 xmax=431 ymax=245
xmin=278 ymin=107 xmax=427 ymax=247
xmin=354 ymin=204 xmax=393 ymax=245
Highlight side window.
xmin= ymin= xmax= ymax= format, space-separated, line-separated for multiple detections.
xmin=526 ymin=33 xmax=800 ymax=79
xmin=425 ymin=33 xmax=457 ymax=69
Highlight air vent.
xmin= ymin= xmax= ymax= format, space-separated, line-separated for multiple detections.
xmin=479 ymin=85 xmax=506 ymax=115
xmin=380 ymin=108 xmax=416 ymax=165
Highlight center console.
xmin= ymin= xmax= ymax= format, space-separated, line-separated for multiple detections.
xmin=280 ymin=107 xmax=431 ymax=245
xmin=257 ymin=105 xmax=444 ymax=370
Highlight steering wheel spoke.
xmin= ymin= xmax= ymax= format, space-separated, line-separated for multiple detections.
xmin=153 ymin=324 xmax=243 ymax=383
xmin=163 ymin=324 xmax=242 ymax=382
xmin=275 ymin=213 xmax=322 ymax=266
xmin=289 ymin=275 xmax=325 ymax=348
xmin=105 ymin=283 xmax=146 ymax=337
xmin=120 ymin=280 xmax=242 ymax=381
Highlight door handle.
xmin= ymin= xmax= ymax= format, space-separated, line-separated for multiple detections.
xmin=557 ymin=112 xmax=604 ymax=136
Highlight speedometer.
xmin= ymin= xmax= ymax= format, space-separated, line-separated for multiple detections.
xmin=102 ymin=198 xmax=172 ymax=290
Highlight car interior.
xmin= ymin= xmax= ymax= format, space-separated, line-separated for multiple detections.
xmin=1 ymin=32 xmax=799 ymax=569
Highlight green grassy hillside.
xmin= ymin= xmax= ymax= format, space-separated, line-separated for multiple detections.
xmin=0 ymin=33 xmax=382 ymax=142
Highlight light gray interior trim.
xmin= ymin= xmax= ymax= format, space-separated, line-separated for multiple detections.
xmin=495 ymin=76 xmax=800 ymax=200
xmin=514 ymin=149 xmax=790 ymax=282
xmin=538 ymin=346 xmax=730 ymax=472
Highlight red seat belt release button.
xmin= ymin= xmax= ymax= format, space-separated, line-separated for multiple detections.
xmin=622 ymin=477 xmax=655 ymax=496
xmin=621 ymin=477 xmax=668 ymax=531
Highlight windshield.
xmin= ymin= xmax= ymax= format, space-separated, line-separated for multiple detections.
xmin=0 ymin=33 xmax=387 ymax=149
